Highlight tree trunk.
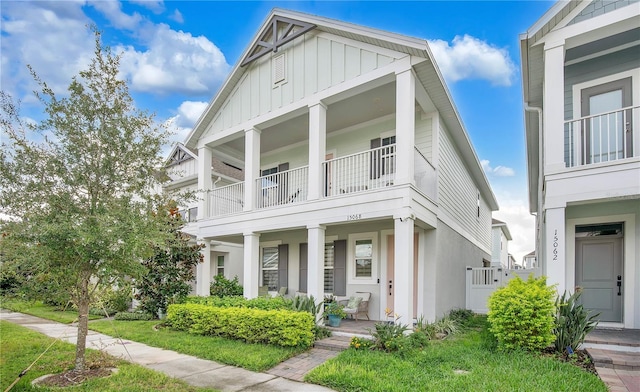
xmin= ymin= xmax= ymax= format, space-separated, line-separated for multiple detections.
xmin=74 ymin=272 xmax=90 ymax=371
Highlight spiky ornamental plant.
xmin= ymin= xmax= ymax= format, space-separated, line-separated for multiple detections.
xmin=553 ymin=290 xmax=599 ymax=353
xmin=0 ymin=29 xmax=174 ymax=371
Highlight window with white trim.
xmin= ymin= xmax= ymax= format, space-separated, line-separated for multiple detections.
xmin=324 ymin=243 xmax=334 ymax=292
xmin=216 ymin=255 xmax=225 ymax=276
xmin=262 ymin=245 xmax=279 ymax=291
xmin=348 ymin=232 xmax=378 ymax=284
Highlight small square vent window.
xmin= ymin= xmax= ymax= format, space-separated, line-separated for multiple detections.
xmin=273 ymin=53 xmax=286 ymax=84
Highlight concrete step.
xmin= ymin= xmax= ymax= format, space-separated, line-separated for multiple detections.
xmin=587 ymin=348 xmax=640 ymax=371
xmin=314 ymin=336 xmax=352 ymax=352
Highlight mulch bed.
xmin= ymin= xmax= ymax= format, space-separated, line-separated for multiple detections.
xmin=34 ymin=368 xmax=117 ymax=388
xmin=542 ymin=347 xmax=597 ymax=375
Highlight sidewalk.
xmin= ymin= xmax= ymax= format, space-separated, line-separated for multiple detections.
xmin=0 ymin=309 xmax=335 ymax=392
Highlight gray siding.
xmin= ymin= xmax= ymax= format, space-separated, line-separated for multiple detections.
xmin=437 ymin=124 xmax=492 ymax=250
xmin=563 ymin=46 xmax=640 ymax=165
xmin=568 ymin=0 xmax=639 ymax=25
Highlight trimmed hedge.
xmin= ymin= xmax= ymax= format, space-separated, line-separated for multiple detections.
xmin=184 ymin=295 xmax=292 ymax=311
xmin=166 ymin=303 xmax=314 ymax=348
xmin=114 ymin=311 xmax=153 ymax=321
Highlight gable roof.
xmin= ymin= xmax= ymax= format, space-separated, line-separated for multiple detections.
xmin=165 ymin=143 xmax=198 ymax=167
xmin=185 ymin=8 xmax=498 ymax=211
xmin=491 ymin=218 xmax=513 ymax=241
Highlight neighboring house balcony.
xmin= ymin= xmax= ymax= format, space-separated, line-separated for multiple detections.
xmin=207 ymin=144 xmax=436 ymax=218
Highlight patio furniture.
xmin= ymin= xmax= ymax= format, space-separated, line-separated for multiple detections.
xmin=339 ymin=292 xmax=370 ymax=321
xmin=278 ymin=287 xmax=288 ymax=296
xmin=258 ymin=286 xmax=269 ymax=297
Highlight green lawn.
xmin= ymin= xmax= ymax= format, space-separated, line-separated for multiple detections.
xmin=89 ymin=320 xmax=306 ymax=372
xmin=306 ymin=318 xmax=607 ymax=392
xmin=1 ymin=299 xmax=103 ymax=324
xmin=0 ymin=321 xmax=218 ymax=392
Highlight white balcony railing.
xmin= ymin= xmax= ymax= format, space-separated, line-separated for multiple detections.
xmin=210 ymin=182 xmax=244 ymax=216
xmin=565 ymin=106 xmax=638 ymax=167
xmin=414 ymin=147 xmax=436 ymax=200
xmin=256 ymin=166 xmax=308 ymax=209
xmin=322 ymin=144 xmax=396 ymax=197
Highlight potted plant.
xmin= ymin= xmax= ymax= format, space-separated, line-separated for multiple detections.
xmin=324 ymin=301 xmax=346 ymax=327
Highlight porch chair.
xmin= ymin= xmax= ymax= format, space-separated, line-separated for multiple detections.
xmin=278 ymin=287 xmax=288 ymax=297
xmin=258 ymin=286 xmax=269 ymax=297
xmin=340 ymin=292 xmax=370 ymax=321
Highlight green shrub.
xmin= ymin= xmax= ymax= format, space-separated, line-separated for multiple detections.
xmin=368 ymin=313 xmax=409 ymax=352
xmin=350 ymin=336 xmax=373 ymax=350
xmin=89 ymin=307 xmax=118 ymax=317
xmin=185 ymin=295 xmax=292 ymax=311
xmin=291 ymin=295 xmax=323 ymax=319
xmin=209 ymin=275 xmax=244 ymax=297
xmin=487 ymin=275 xmax=556 ymax=351
xmin=554 ymin=290 xmax=599 ymax=353
xmin=114 ymin=311 xmax=153 ymax=321
xmin=448 ymin=308 xmax=475 ymax=326
xmin=166 ymin=303 xmax=315 ymax=348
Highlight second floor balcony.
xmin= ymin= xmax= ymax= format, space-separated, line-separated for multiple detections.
xmin=565 ymin=105 xmax=639 ymax=168
xmin=207 ymin=144 xmax=436 ymax=218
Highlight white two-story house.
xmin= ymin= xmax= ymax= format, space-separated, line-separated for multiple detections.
xmin=491 ymin=218 xmax=512 ymax=269
xmin=185 ymin=9 xmax=498 ymax=323
xmin=521 ymin=0 xmax=639 ymax=328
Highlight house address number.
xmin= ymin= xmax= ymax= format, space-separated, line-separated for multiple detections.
xmin=552 ymin=229 xmax=558 ymax=261
xmin=347 ymin=214 xmax=362 ymax=221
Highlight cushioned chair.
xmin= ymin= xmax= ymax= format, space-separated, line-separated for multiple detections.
xmin=258 ymin=286 xmax=269 ymax=297
xmin=278 ymin=287 xmax=287 ymax=297
xmin=340 ymin=292 xmax=370 ymax=321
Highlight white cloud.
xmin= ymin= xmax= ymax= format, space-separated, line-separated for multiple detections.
xmin=118 ymin=24 xmax=230 ymax=95
xmin=130 ymin=0 xmax=165 ymax=14
xmin=169 ymin=9 xmax=184 ymax=24
xmin=481 ymin=160 xmax=515 ymax=177
xmin=89 ymin=1 xmax=143 ymax=31
xmin=0 ymin=1 xmax=94 ymax=100
xmin=428 ymin=35 xmax=516 ymax=86
xmin=493 ymin=197 xmax=535 ymax=265
xmin=165 ymin=100 xmax=208 ymax=144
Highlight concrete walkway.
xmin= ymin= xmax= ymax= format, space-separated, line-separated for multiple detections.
xmin=0 ymin=309 xmax=335 ymax=392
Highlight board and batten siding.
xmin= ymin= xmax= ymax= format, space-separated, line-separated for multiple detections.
xmin=205 ymin=32 xmax=400 ymax=138
xmin=167 ymin=158 xmax=198 ymax=181
xmin=563 ymin=46 xmax=640 ymax=165
xmin=437 ymin=124 xmax=491 ymax=250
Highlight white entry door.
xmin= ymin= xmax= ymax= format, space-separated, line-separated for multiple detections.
xmin=575 ymin=225 xmax=623 ymax=323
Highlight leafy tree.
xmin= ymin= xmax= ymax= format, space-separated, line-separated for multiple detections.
xmin=209 ymin=274 xmax=244 ymax=297
xmin=135 ymin=205 xmax=203 ymax=317
xmin=0 ymin=30 xmax=173 ymax=371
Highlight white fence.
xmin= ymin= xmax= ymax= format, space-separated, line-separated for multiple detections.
xmin=465 ymin=266 xmax=541 ymax=314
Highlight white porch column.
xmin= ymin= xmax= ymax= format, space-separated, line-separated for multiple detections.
xmin=395 ymin=69 xmax=416 ymax=185
xmin=196 ymin=238 xmax=211 ymax=296
xmin=243 ymin=232 xmax=260 ymax=298
xmin=543 ymin=41 xmax=565 ymax=171
xmin=244 ymin=128 xmax=261 ymax=211
xmin=393 ymin=213 xmax=414 ymax=328
xmin=308 ymin=102 xmax=327 ymax=200
xmin=544 ymin=207 xmax=566 ymax=294
xmin=307 ymin=224 xmax=325 ymax=322
xmin=197 ymin=146 xmax=213 ymax=219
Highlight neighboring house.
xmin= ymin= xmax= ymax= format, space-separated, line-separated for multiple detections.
xmin=508 ymin=254 xmax=518 ymax=270
xmin=522 ymin=250 xmax=537 ymax=269
xmin=491 ymin=218 xmax=512 ymax=269
xmin=521 ymin=0 xmax=639 ymax=328
xmin=184 ymin=8 xmax=498 ymax=322
xmin=163 ymin=143 xmax=244 ymax=294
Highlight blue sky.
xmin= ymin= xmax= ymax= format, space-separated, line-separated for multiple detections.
xmin=1 ymin=0 xmax=554 ymax=262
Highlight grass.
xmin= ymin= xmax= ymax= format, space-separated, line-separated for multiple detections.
xmin=306 ymin=317 xmax=607 ymax=392
xmin=88 ymin=320 xmax=306 ymax=372
xmin=0 ymin=321 xmax=218 ymax=392
xmin=1 ymin=299 xmax=103 ymax=324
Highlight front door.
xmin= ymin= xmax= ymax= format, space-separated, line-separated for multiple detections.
xmin=575 ymin=224 xmax=623 ymax=323
xmin=386 ymin=234 xmax=419 ymax=318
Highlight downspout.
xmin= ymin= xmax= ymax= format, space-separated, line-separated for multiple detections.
xmin=524 ymin=104 xmax=543 ymax=273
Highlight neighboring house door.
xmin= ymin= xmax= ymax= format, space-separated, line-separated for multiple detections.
xmin=386 ymin=233 xmax=419 ymax=318
xmin=581 ymin=77 xmax=632 ymax=164
xmin=575 ymin=224 xmax=623 ymax=323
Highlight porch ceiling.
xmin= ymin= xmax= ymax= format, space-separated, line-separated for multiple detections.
xmin=216 ymin=82 xmax=397 ymax=156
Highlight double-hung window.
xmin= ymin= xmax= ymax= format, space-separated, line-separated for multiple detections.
xmin=324 ymin=243 xmax=334 ymax=293
xmin=262 ymin=246 xmax=279 ymax=291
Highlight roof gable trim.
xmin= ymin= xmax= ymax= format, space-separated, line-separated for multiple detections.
xmin=240 ymin=15 xmax=316 ymax=67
